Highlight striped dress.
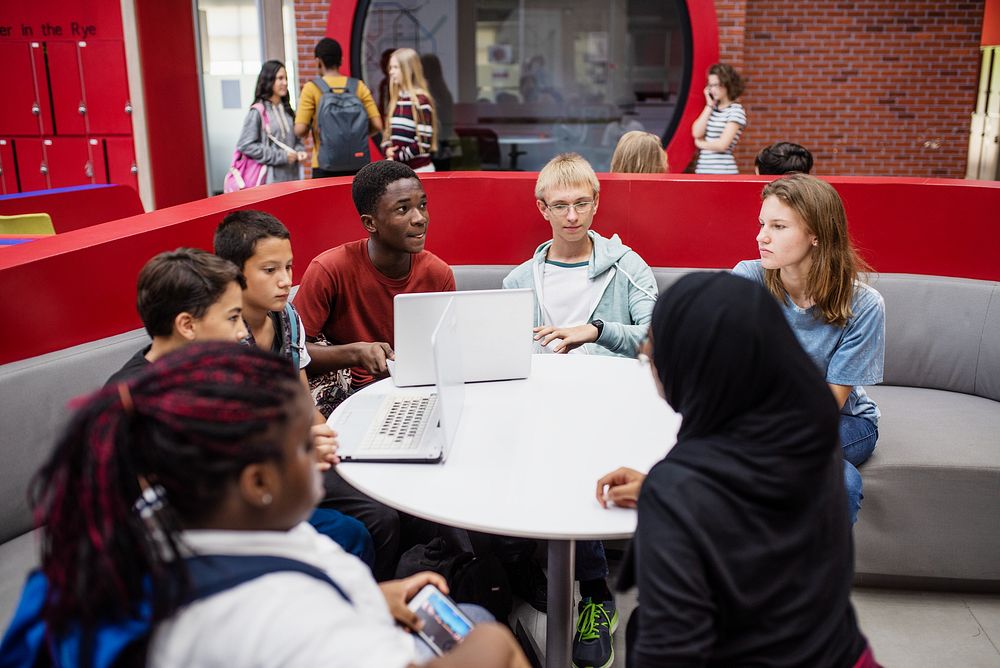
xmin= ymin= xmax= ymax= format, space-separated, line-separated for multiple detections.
xmin=695 ymin=102 xmax=747 ymax=174
xmin=388 ymin=91 xmax=435 ymax=170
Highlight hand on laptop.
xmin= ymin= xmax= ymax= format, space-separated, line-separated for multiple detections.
xmin=596 ymin=467 xmax=646 ymax=509
xmin=310 ymin=423 xmax=340 ymax=470
xmin=533 ymin=323 xmax=599 ymax=354
xmin=351 ymin=341 xmax=395 ymax=374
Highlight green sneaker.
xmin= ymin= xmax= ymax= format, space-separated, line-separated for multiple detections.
xmin=572 ymin=597 xmax=619 ymax=668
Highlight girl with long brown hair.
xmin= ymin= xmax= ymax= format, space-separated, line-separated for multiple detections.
xmin=383 ymin=48 xmax=438 ymax=172
xmin=733 ymin=174 xmax=885 ymax=525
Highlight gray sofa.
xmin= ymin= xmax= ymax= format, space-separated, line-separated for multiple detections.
xmin=2 ymin=267 xmax=998 ymax=627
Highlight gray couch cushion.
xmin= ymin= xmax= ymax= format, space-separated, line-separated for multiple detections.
xmin=854 ymin=385 xmax=1000 ymax=582
xmin=0 ymin=330 xmax=149 ymax=542
xmin=977 ymin=286 xmax=1000 ymax=402
xmin=869 ymin=274 xmax=997 ymax=397
xmin=0 ymin=529 xmax=39 ymax=630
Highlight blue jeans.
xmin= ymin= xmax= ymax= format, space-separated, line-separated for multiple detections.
xmin=840 ymin=415 xmax=878 ymax=525
xmin=576 ymin=540 xmax=609 ymax=582
xmin=308 ymin=507 xmax=376 ymax=569
xmin=412 ymin=603 xmax=494 ymax=661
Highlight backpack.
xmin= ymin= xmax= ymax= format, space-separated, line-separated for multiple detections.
xmin=279 ymin=301 xmax=302 ymax=370
xmin=312 ymin=77 xmax=370 ymax=173
xmin=0 ymin=555 xmax=350 ymax=668
xmin=395 ymin=533 xmax=512 ymax=623
xmin=223 ymin=103 xmax=270 ymax=193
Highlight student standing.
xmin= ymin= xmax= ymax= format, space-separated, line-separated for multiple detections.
xmin=235 ymin=60 xmax=308 ymax=184
xmin=2 ymin=343 xmax=529 ymax=668
xmin=383 ymin=48 xmax=438 ymax=172
xmin=692 ymin=63 xmax=747 ymax=174
xmin=294 ymin=38 xmax=383 ymax=178
xmin=597 ymin=273 xmax=878 ymax=668
xmin=733 ymin=174 xmax=885 ymax=524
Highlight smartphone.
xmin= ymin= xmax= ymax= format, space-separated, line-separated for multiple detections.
xmin=406 ymin=584 xmax=474 ymax=656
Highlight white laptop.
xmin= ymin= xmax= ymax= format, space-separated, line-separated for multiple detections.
xmin=391 ymin=288 xmax=533 ymax=387
xmin=331 ymin=298 xmax=465 ymax=463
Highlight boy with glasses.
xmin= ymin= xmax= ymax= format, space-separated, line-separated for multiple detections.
xmin=502 ymin=152 xmax=657 ymax=668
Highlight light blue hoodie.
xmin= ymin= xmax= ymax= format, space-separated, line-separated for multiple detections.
xmin=502 ymin=230 xmax=658 ymax=357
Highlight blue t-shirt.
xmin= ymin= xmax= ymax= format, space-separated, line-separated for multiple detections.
xmin=732 ymin=260 xmax=885 ymax=425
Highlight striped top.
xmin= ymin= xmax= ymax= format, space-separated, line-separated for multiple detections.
xmin=387 ymin=91 xmax=435 ymax=169
xmin=695 ymin=102 xmax=747 ymax=174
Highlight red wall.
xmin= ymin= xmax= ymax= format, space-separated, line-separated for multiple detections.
xmin=1 ymin=174 xmax=998 ymax=365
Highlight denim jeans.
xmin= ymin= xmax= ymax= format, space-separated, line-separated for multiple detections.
xmin=412 ymin=603 xmax=494 ymax=662
xmin=576 ymin=540 xmax=610 ymax=582
xmin=840 ymin=415 xmax=878 ymax=525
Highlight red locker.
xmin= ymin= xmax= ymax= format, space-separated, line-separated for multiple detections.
xmin=103 ymin=136 xmax=138 ymax=192
xmin=44 ymin=137 xmax=102 ymax=188
xmin=47 ymin=42 xmax=87 ymax=136
xmin=0 ymin=140 xmax=18 ymax=194
xmin=79 ymin=41 xmax=133 ymax=135
xmin=0 ymin=42 xmax=51 ymax=136
xmin=15 ymin=139 xmax=50 ymax=192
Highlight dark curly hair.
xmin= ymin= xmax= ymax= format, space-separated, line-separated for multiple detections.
xmin=709 ymin=63 xmax=745 ymax=101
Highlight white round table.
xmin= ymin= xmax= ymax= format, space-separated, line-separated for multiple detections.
xmin=334 ymin=354 xmax=681 ymax=666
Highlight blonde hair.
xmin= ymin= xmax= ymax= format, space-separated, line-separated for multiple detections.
xmin=610 ymin=131 xmax=668 ymax=174
xmin=385 ymin=48 xmax=438 ymax=152
xmin=534 ymin=153 xmax=600 ymax=201
xmin=761 ymin=174 xmax=872 ymax=327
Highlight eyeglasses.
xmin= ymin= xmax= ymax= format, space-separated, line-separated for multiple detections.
xmin=544 ymin=200 xmax=595 ymax=217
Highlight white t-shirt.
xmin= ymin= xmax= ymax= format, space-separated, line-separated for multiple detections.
xmin=538 ymin=259 xmax=603 ymax=354
xmin=148 ymin=523 xmax=416 ymax=668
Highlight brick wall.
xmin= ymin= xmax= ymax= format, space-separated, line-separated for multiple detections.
xmin=714 ymin=0 xmax=985 ymax=177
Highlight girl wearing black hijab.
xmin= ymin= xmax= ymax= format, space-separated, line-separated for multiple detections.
xmin=597 ymin=272 xmax=878 ymax=668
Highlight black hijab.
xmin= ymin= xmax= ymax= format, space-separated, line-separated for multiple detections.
xmin=652 ymin=271 xmax=839 ymax=503
xmin=627 ymin=272 xmax=865 ymax=667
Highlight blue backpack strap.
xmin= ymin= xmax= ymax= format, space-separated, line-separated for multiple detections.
xmin=313 ymin=75 xmax=333 ymax=94
xmin=346 ymin=77 xmax=359 ymax=95
xmin=284 ymin=301 xmax=301 ymax=370
xmin=184 ymin=554 xmax=352 ymax=605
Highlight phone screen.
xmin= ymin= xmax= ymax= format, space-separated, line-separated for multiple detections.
xmin=412 ymin=588 xmax=473 ymax=655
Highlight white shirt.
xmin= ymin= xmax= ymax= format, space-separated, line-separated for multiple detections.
xmin=148 ymin=523 xmax=416 ymax=668
xmin=538 ymin=260 xmax=603 ymax=354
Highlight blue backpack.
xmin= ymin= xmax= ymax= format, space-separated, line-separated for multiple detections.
xmin=0 ymin=555 xmax=350 ymax=668
xmin=312 ymin=76 xmax=370 ymax=173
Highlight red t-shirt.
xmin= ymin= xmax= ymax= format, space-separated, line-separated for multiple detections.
xmin=294 ymin=238 xmax=456 ymax=387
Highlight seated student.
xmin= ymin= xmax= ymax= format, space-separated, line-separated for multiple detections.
xmin=294 ymin=160 xmax=454 ymax=581
xmin=596 ymin=273 xmax=878 ymax=668
xmin=105 ymin=248 xmax=247 ymax=385
xmin=502 ymin=153 xmax=657 ymax=668
xmin=610 ymin=130 xmax=669 ymax=174
xmin=2 ymin=343 xmax=529 ymax=668
xmin=733 ymin=174 xmax=885 ymax=524
xmin=503 ymin=152 xmax=658 ymax=358
xmin=214 ymin=210 xmax=374 ymax=566
xmin=754 ymin=141 xmax=814 ymax=175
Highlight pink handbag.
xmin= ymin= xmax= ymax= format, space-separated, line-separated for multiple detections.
xmin=223 ymin=104 xmax=269 ymax=193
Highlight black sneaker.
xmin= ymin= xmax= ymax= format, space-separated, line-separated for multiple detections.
xmin=572 ymin=597 xmax=618 ymax=668
xmin=504 ymin=558 xmax=548 ymax=613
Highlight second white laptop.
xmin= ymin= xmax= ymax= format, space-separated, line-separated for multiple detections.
xmin=392 ymin=288 xmax=533 ymax=387
xmin=331 ymin=298 xmax=465 ymax=463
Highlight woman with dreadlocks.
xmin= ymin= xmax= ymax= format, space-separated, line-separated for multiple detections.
xmin=0 ymin=342 xmax=528 ymax=668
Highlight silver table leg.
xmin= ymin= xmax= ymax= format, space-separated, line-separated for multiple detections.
xmin=546 ymin=539 xmax=575 ymax=667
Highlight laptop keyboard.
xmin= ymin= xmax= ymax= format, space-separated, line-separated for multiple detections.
xmin=360 ymin=394 xmax=438 ymax=450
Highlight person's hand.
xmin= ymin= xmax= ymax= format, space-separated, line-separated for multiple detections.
xmin=694 ymin=137 xmax=707 ymax=150
xmin=533 ymin=323 xmax=599 ymax=354
xmin=310 ymin=423 xmax=339 ymax=471
xmin=352 ymin=342 xmax=394 ymax=374
xmin=703 ymin=86 xmax=715 ymax=107
xmin=379 ymin=571 xmax=449 ymax=632
xmin=385 ymin=146 xmax=397 ymax=161
xmin=596 ymin=467 xmax=647 ymax=509
xmin=286 ymin=150 xmax=299 ymax=163
xmin=296 ymin=150 xmax=308 ymax=162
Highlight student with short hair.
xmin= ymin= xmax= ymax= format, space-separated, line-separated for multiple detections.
xmin=502 ymin=152 xmax=657 ymax=668
xmin=214 ymin=210 xmax=375 ymax=566
xmin=755 ymin=141 xmax=814 ymax=175
xmin=733 ymin=174 xmax=885 ymax=524
xmin=692 ymin=63 xmax=747 ymax=174
xmin=4 ymin=343 xmax=529 ymax=668
xmin=610 ymin=131 xmax=668 ymax=174
xmin=294 ymin=38 xmax=383 ymax=178
xmin=105 ymin=248 xmax=247 ymax=386
xmin=294 ymin=160 xmax=455 ymax=581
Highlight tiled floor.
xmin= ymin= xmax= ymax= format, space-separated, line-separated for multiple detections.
xmin=510 ymin=586 xmax=1000 ymax=667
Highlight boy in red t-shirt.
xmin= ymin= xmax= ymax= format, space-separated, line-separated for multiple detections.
xmin=293 ymin=160 xmax=454 ymax=580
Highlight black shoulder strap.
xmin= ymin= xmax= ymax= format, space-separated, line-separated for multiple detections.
xmin=184 ymin=554 xmax=352 ymax=605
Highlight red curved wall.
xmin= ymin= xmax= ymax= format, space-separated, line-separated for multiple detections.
xmin=1 ymin=174 xmax=998 ymax=366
